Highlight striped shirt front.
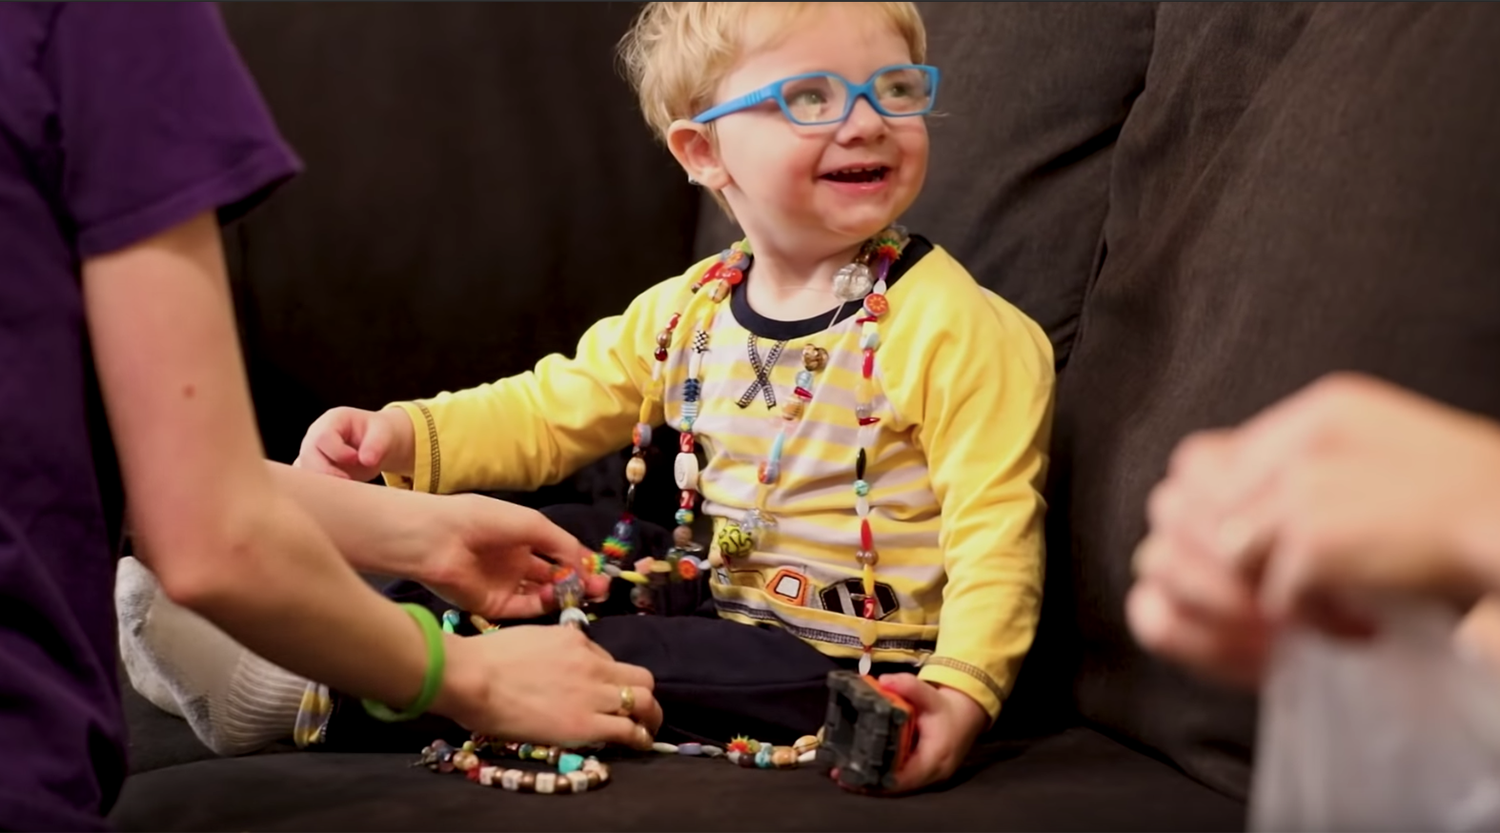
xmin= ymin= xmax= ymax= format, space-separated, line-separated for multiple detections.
xmin=390 ymin=235 xmax=1055 ymax=720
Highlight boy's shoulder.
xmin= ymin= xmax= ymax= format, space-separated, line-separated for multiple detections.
xmin=891 ymin=239 xmax=1051 ymax=357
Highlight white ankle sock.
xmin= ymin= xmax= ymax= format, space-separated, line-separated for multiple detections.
xmin=116 ymin=556 xmax=310 ymax=756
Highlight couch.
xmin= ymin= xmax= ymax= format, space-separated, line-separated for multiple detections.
xmin=110 ymin=2 xmax=1500 ymax=829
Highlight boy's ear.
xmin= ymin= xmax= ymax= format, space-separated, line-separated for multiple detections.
xmin=667 ymin=120 xmax=730 ymax=190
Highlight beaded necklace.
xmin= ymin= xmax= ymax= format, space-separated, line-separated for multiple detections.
xmin=608 ymin=227 xmax=908 ymax=675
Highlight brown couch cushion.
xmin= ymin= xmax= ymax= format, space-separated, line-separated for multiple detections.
xmin=1057 ymin=2 xmax=1500 ymax=799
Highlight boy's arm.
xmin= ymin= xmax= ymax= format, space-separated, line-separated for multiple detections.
xmin=383 ymin=275 xmax=691 ymax=495
xmin=887 ymin=281 xmax=1055 ymax=722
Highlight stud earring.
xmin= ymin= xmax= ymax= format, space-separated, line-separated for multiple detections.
xmin=687 ymin=174 xmax=700 ymax=185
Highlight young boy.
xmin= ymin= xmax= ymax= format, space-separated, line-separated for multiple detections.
xmin=122 ymin=1 xmax=1054 ymax=794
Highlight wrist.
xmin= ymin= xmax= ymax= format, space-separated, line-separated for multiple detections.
xmin=379 ymin=405 xmax=418 ymax=479
xmin=427 ymin=632 xmax=484 ymax=727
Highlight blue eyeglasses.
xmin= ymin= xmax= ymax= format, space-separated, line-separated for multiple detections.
xmin=692 ymin=64 xmax=941 ymax=127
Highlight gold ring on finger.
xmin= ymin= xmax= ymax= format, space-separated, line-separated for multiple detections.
xmin=617 ymin=685 xmax=635 ymax=717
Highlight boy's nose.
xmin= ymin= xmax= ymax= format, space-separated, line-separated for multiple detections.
xmin=835 ymin=95 xmax=889 ymax=142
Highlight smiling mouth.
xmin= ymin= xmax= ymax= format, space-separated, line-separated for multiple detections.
xmin=821 ymin=165 xmax=890 ymax=184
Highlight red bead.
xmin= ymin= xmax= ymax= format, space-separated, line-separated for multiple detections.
xmin=793 ymin=387 xmax=813 ymax=401
xmin=703 ymin=263 xmax=723 ymax=284
xmin=860 ymin=519 xmax=873 ymax=551
xmin=858 ymin=416 xmax=881 ymax=426
xmin=862 ymin=349 xmax=875 ymax=379
xmin=679 ymin=490 xmax=696 ymax=509
xmin=669 ymin=313 xmax=681 ymax=329
xmin=863 ymin=293 xmax=889 ymax=317
xmin=655 ymin=348 xmax=669 ymax=362
xmin=679 ymin=433 xmax=695 ymax=453
xmin=721 ymin=267 xmax=744 ymax=285
xmin=855 ymin=316 xmax=877 ymax=325
xmin=862 ymin=596 xmax=878 ymax=619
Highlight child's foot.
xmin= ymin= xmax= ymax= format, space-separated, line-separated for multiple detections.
xmin=116 ymin=556 xmax=309 ymax=756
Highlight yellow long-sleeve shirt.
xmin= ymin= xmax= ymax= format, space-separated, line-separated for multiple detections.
xmin=386 ymin=239 xmax=1054 ymax=720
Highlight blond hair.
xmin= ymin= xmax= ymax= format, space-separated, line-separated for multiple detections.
xmin=619 ymin=2 xmax=927 ymax=144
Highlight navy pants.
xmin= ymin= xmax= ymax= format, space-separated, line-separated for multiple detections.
xmin=318 ymin=504 xmax=897 ymax=752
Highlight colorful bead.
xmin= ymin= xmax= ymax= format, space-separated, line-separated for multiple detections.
xmin=857 ymin=549 xmax=879 ymax=566
xmin=793 ymin=735 xmax=820 ymax=755
xmin=559 ymin=607 xmax=589 ymax=629
xmin=796 ymin=370 xmax=814 ymax=389
xmin=654 ymin=347 xmax=669 ymax=362
xmin=675 ymin=509 xmax=694 ymax=526
xmin=862 ymin=348 xmax=876 ymax=378
xmin=678 ymin=558 xmax=700 ymax=580
xmin=793 ymin=386 xmax=813 ymax=401
xmin=781 ymin=399 xmax=805 ymax=420
xmin=758 ymin=459 xmax=779 ymax=484
xmin=755 ymin=745 xmax=774 ymax=768
xmin=718 ymin=524 xmax=755 ymax=558
xmin=720 ymin=266 xmax=744 ymax=286
xmin=862 ymin=293 xmax=889 ymax=317
xmin=802 ymin=344 xmax=829 ymax=371
xmin=679 ymin=490 xmax=697 ymax=509
xmin=859 ymin=328 xmax=880 ymax=351
xmin=674 ymin=452 xmax=700 ymax=490
xmin=632 ymin=423 xmax=652 ymax=448
xmin=860 ymin=518 xmax=874 ymax=550
xmin=772 ymin=746 xmax=798 ymax=768
xmin=625 ymin=456 xmax=647 ymax=484
xmin=683 ymin=378 xmax=702 ymax=400
xmin=677 ymin=743 xmax=703 ymax=756
xmin=853 ymin=479 xmax=870 ymax=497
xmin=832 ymin=262 xmax=874 ymax=301
xmin=711 ymin=280 xmax=731 ymax=302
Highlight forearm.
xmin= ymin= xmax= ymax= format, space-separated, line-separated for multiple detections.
xmin=86 ymin=212 xmax=458 ymax=718
xmin=919 ymin=547 xmax=1042 ymax=720
xmin=153 ymin=484 xmax=437 ymax=713
xmin=269 ymin=460 xmax=445 ymax=581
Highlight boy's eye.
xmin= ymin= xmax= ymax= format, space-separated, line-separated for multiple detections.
xmin=789 ymin=89 xmax=827 ymax=106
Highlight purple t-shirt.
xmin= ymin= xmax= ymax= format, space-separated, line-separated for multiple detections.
xmin=0 ymin=3 xmax=299 ymax=829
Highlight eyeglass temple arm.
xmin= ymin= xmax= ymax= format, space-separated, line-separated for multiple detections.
xmin=692 ymin=87 xmax=776 ymax=124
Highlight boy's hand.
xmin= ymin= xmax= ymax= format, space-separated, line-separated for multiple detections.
xmin=833 ymin=673 xmax=988 ymax=795
xmin=294 ymin=406 xmax=413 ymax=482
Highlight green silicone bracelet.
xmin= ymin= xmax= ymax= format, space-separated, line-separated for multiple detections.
xmin=362 ymin=603 xmax=446 ymax=723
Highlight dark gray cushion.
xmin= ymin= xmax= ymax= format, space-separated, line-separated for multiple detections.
xmin=112 ymin=726 xmax=1242 ymax=832
xmin=1056 ymin=1 xmax=1500 ymax=799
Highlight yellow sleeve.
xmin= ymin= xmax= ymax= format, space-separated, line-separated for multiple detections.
xmin=382 ymin=269 xmax=701 ymax=495
xmin=883 ymin=251 xmax=1055 ymax=721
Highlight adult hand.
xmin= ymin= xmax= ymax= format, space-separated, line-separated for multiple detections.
xmin=416 ymin=494 xmax=611 ymax=621
xmin=1129 ymin=373 xmax=1500 ymax=687
xmin=294 ymin=406 xmax=413 ymax=482
xmin=436 ymin=624 xmax=662 ymax=748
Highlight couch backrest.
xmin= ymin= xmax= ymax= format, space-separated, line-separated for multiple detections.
xmin=1055 ymin=2 xmax=1500 ymax=799
xmin=219 ymin=2 xmax=699 ymax=470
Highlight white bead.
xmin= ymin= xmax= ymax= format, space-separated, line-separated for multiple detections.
xmin=858 ymin=652 xmax=872 ymax=676
xmin=798 ymin=750 xmax=818 ymax=764
xmin=653 ymin=742 xmax=679 ymax=754
xmin=566 ymin=771 xmax=590 ymax=793
xmin=856 ymin=496 xmax=870 ymax=517
xmin=479 ymin=766 xmax=496 ymax=786
xmin=535 ymin=772 xmax=557 ymax=794
xmin=673 ymin=452 xmax=700 ymax=490
xmin=501 ymin=769 xmax=521 ymax=791
xmin=689 ymin=350 xmax=704 ymax=377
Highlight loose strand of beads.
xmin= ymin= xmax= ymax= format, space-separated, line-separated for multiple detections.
xmin=650 ymin=732 xmax=822 ymax=770
xmin=417 ymin=737 xmax=611 ymax=795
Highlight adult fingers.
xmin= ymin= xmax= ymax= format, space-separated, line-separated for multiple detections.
xmin=1126 ymin=580 xmax=1269 ymax=690
xmin=587 ymin=715 xmax=657 ymax=751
